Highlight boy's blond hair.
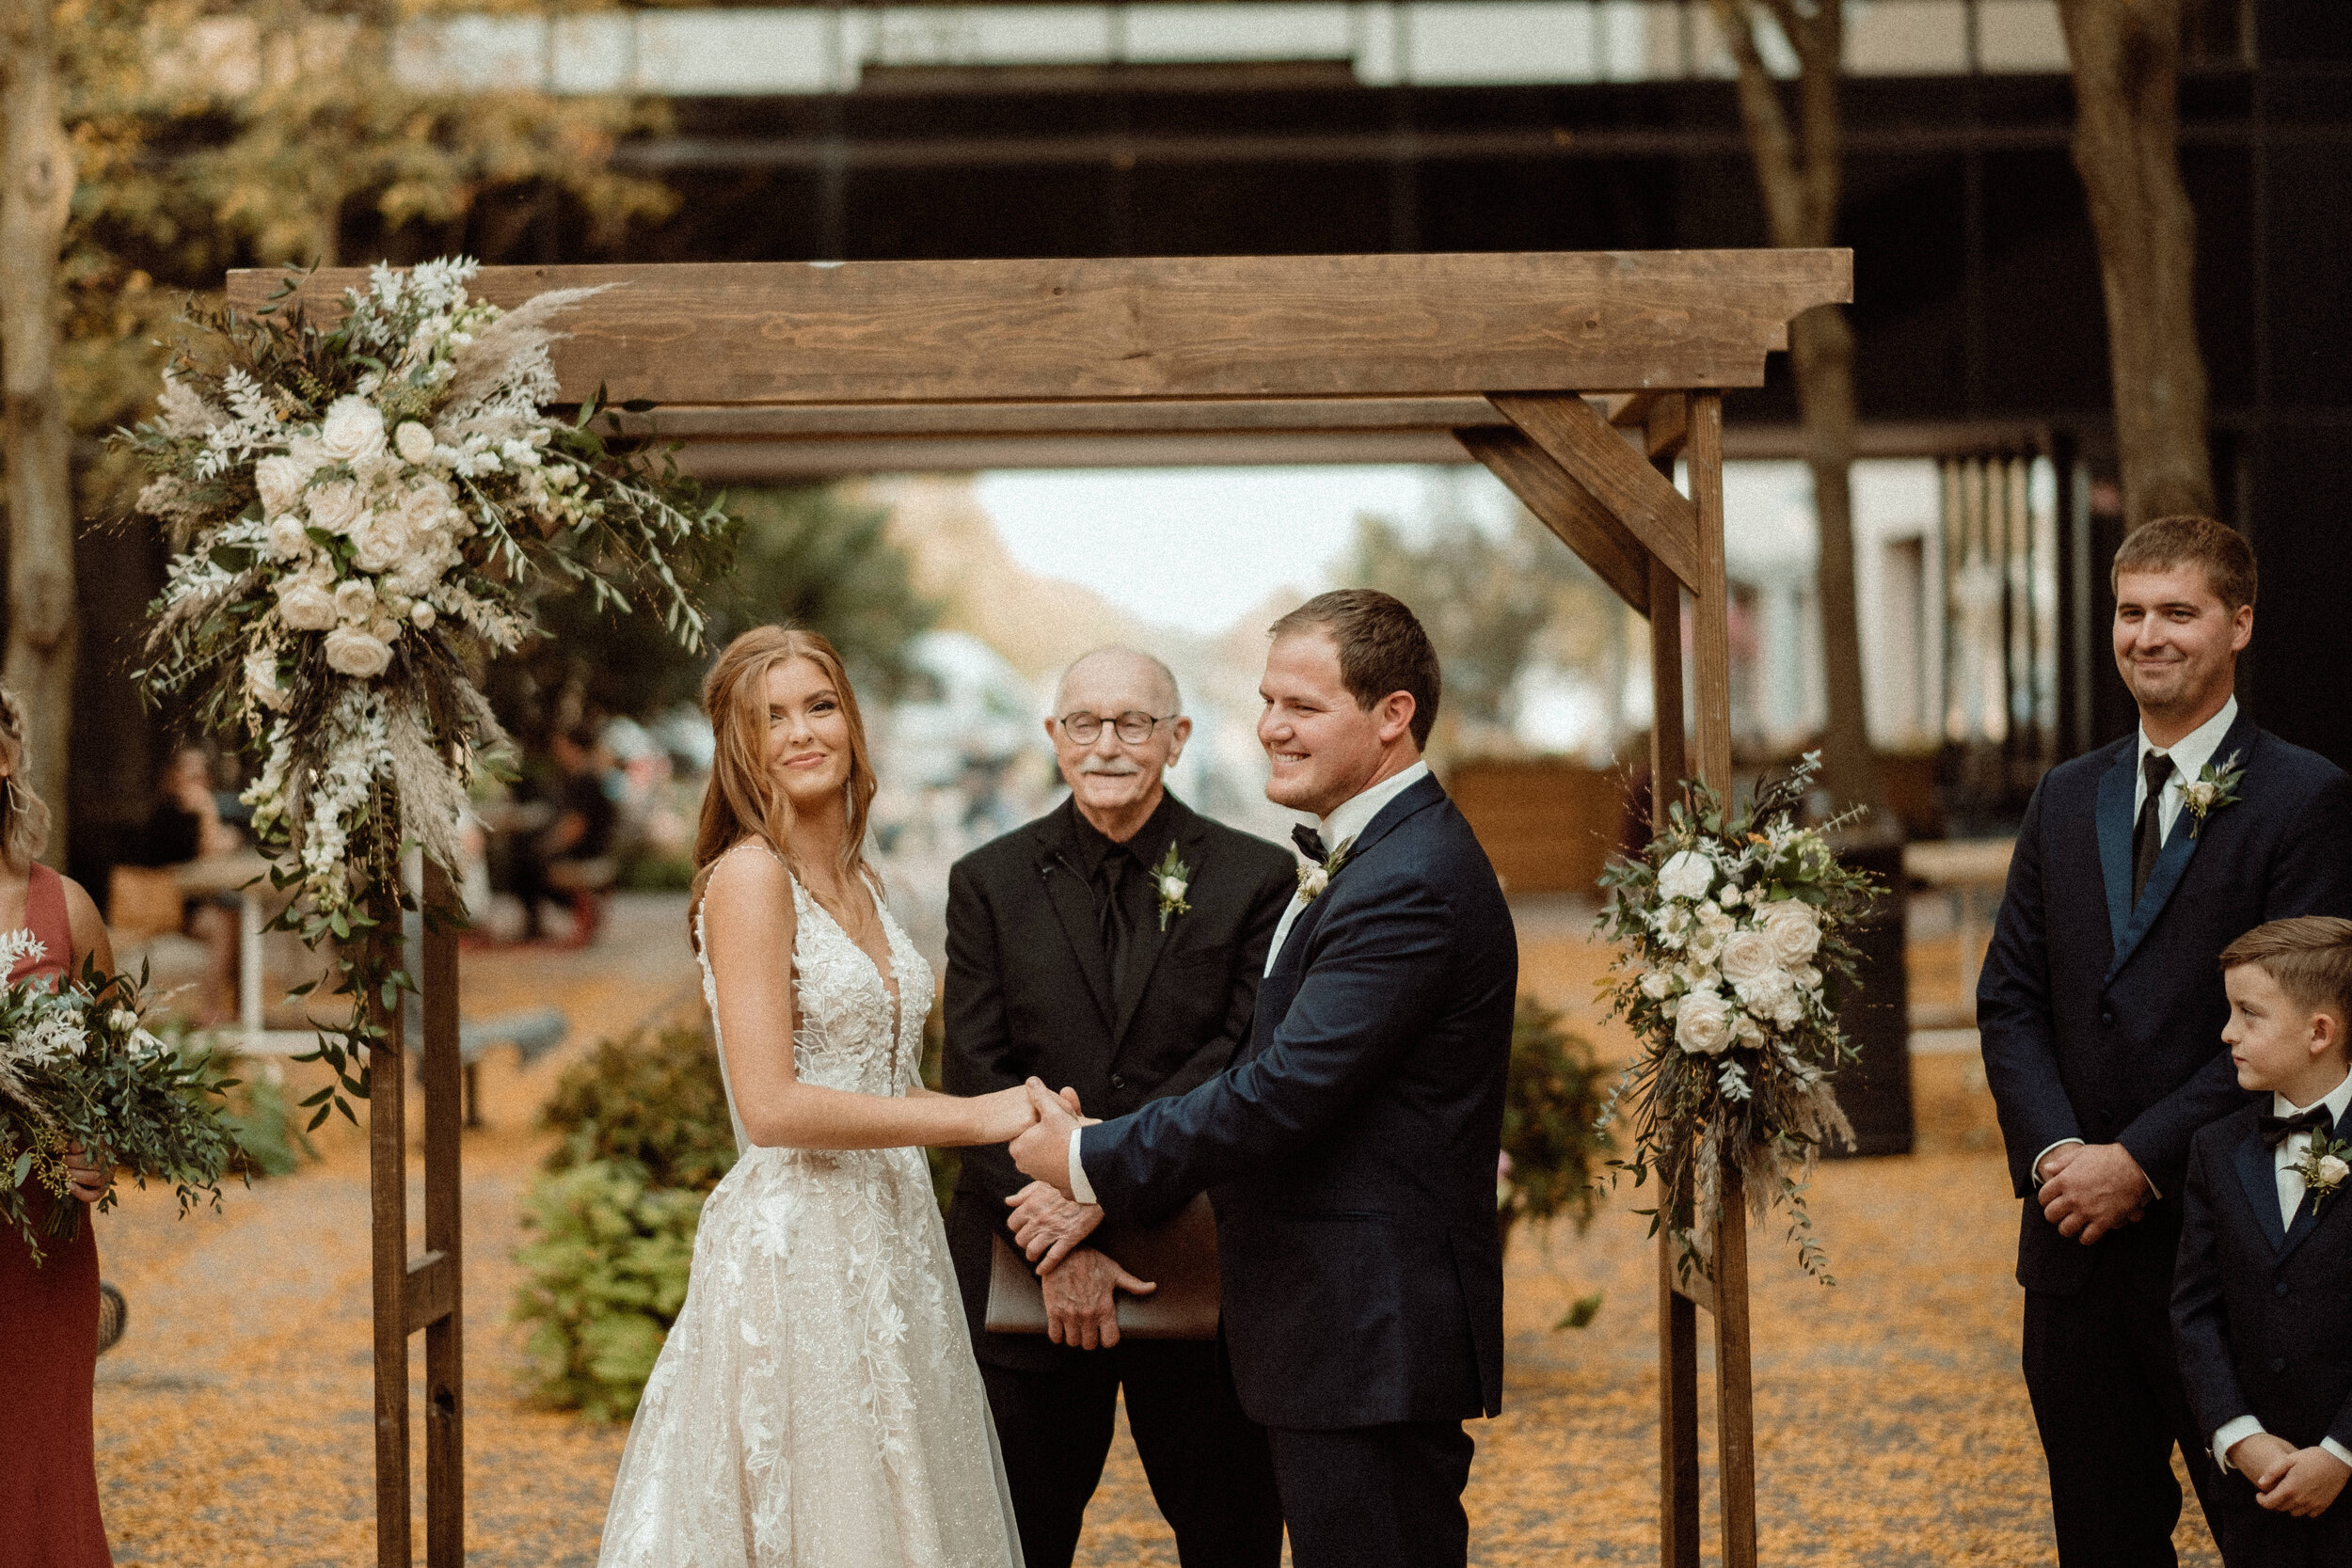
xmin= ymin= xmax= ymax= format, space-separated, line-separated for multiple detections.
xmin=2219 ymin=916 xmax=2352 ymax=1032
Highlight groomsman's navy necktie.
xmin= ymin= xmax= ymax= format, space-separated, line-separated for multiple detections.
xmin=2131 ymin=752 xmax=2175 ymax=905
xmin=1292 ymin=824 xmax=1327 ymax=863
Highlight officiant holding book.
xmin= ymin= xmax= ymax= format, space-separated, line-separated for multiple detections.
xmin=943 ymin=645 xmax=1293 ymax=1568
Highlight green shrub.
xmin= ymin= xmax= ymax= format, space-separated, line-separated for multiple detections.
xmin=541 ymin=1023 xmax=739 ymax=1192
xmin=1499 ymin=995 xmax=1612 ymax=1254
xmin=513 ymin=1160 xmax=706 ymax=1422
xmin=223 ymin=1074 xmax=319 ymax=1177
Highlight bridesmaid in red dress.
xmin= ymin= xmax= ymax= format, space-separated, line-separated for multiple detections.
xmin=0 ymin=689 xmax=120 ymax=1568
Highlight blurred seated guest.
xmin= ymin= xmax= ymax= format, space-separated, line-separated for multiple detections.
xmin=136 ymin=744 xmax=245 ymax=1024
xmin=0 ymin=686 xmax=121 ymax=1568
xmin=514 ymin=724 xmax=619 ymax=944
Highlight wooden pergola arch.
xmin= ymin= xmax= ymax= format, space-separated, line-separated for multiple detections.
xmin=230 ymin=246 xmax=1851 ymax=1568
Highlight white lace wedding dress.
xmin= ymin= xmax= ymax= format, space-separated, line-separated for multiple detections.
xmin=597 ymin=848 xmax=1025 ymax=1567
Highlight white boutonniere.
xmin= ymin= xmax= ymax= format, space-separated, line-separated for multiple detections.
xmin=1296 ymin=837 xmax=1353 ymax=905
xmin=2183 ymin=750 xmax=2246 ymax=838
xmin=1152 ymin=843 xmax=1192 ymax=932
xmin=2297 ymin=1131 xmax=2352 ymax=1213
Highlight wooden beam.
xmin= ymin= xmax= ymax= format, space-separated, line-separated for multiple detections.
xmin=1488 ymin=391 xmax=1703 ymax=591
xmin=225 ymin=249 xmax=1851 ymax=407
xmin=403 ymin=1250 xmax=455 ymax=1332
xmin=1455 ymin=426 xmax=1650 ymax=612
xmin=1643 ymin=394 xmax=1689 ymax=463
xmin=613 ymin=396 xmax=1507 ymax=439
xmin=421 ymin=860 xmax=465 ymax=1568
xmin=1688 ymin=393 xmax=1733 ymax=786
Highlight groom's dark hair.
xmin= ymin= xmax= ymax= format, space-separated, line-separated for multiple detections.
xmin=1270 ymin=590 xmax=1442 ymax=749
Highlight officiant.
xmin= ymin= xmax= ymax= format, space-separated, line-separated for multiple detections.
xmin=944 ymin=645 xmax=1292 ymax=1568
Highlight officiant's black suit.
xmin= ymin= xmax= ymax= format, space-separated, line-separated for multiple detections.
xmin=1076 ymin=771 xmax=1517 ymax=1568
xmin=2173 ymin=1101 xmax=2352 ymax=1566
xmin=1979 ymin=710 xmax=2352 ymax=1566
xmin=944 ymin=790 xmax=1294 ymax=1568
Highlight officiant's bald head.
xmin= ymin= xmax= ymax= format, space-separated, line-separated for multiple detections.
xmin=1049 ymin=646 xmax=1190 ymax=841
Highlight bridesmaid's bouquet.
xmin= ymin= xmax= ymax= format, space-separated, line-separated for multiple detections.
xmin=1595 ymin=753 xmax=1879 ymax=1282
xmin=0 ymin=939 xmax=239 ymax=1262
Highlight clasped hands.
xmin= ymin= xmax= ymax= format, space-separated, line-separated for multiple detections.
xmin=2227 ymin=1433 xmax=2352 ymax=1518
xmin=62 ymin=1139 xmax=110 ymax=1205
xmin=2036 ymin=1142 xmax=2151 ymax=1244
xmin=1001 ymin=1079 xmax=1156 ymax=1349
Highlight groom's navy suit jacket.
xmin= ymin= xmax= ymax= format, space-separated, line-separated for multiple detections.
xmin=1979 ymin=710 xmax=2352 ymax=1295
xmin=2173 ymin=1103 xmax=2352 ymax=1562
xmin=1077 ymin=772 xmax=1517 ymax=1431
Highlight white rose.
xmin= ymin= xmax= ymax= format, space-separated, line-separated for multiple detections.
xmin=1675 ymin=989 xmax=1734 ymax=1056
xmin=319 ymin=395 xmax=387 ymax=464
xmin=245 ymin=650 xmax=290 ymax=709
xmin=1159 ymin=874 xmax=1187 ymax=901
xmin=307 ymin=479 xmax=365 ymax=536
xmin=254 ymin=454 xmax=308 ymax=517
xmin=1639 ymin=968 xmax=1672 ymax=1000
xmin=1733 ymin=967 xmax=1801 ymax=1028
xmin=1791 ymin=962 xmax=1823 ymax=992
xmin=2184 ymin=780 xmax=2219 ymax=812
xmin=1719 ymin=884 xmax=1746 ymax=907
xmin=2319 ymin=1154 xmax=2350 ymax=1188
xmin=323 ymin=626 xmax=393 ymax=678
xmin=1658 ymin=848 xmax=1715 ymax=903
xmin=276 ymin=578 xmax=339 ymax=632
xmin=107 ymin=1008 xmax=139 ymax=1035
xmin=264 ymin=515 xmax=310 ymax=561
xmin=393 ymin=420 xmax=437 ymax=465
xmin=1758 ymin=899 xmax=1823 ymax=965
xmin=1718 ymin=929 xmax=1778 ymax=985
xmin=350 ymin=510 xmax=411 ymax=575
xmin=410 ymin=601 xmax=437 ymax=630
xmin=334 ymin=578 xmax=376 ymax=624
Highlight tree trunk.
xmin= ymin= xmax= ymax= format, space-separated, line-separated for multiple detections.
xmin=2058 ymin=0 xmax=2215 ymax=530
xmin=0 ymin=0 xmax=77 ymax=861
xmin=1707 ymin=0 xmax=1888 ymax=821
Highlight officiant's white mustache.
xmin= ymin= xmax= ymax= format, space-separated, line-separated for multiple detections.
xmin=1076 ymin=758 xmax=1143 ymax=776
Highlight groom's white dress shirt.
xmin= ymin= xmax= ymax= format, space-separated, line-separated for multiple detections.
xmin=1065 ymin=760 xmax=1432 ymax=1206
xmin=2031 ymin=697 xmax=2241 ymax=1194
xmin=2210 ymin=1065 xmax=2352 ymax=1475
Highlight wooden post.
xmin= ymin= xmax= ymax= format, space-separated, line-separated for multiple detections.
xmin=368 ymin=924 xmax=410 ymax=1567
xmin=1688 ymin=393 xmax=1733 ymax=787
xmin=370 ymin=864 xmax=467 ymax=1568
xmin=1713 ymin=1164 xmax=1759 ymax=1566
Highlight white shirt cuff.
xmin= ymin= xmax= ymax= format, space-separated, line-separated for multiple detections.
xmin=2325 ymin=1437 xmax=2352 ymax=1469
xmin=1067 ymin=1127 xmax=1097 ymax=1207
xmin=2032 ymin=1138 xmax=2085 ymax=1188
xmin=2215 ymin=1416 xmax=2265 ymax=1472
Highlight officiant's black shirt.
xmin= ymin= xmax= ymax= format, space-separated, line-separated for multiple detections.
xmin=1065 ymin=790 xmax=1178 ymax=945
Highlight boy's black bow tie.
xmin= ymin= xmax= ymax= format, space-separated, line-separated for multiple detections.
xmin=1292 ymin=824 xmax=1327 ymax=863
xmin=2260 ymin=1104 xmax=2336 ymax=1148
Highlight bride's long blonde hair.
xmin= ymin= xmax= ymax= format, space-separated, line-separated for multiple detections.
xmin=689 ymin=626 xmax=880 ymax=939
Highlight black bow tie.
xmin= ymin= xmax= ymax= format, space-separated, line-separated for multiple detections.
xmin=1292 ymin=824 xmax=1327 ymax=863
xmin=2260 ymin=1104 xmax=2336 ymax=1149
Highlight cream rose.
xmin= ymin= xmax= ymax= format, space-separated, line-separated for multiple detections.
xmin=320 ymin=395 xmax=387 ymax=465
xmin=1675 ymin=989 xmax=1734 ymax=1056
xmin=1657 ymin=848 xmax=1715 ymax=903
xmin=1639 ymin=968 xmax=1672 ymax=1001
xmin=2319 ymin=1154 xmax=2350 ymax=1188
xmin=276 ymin=578 xmax=339 ymax=632
xmin=264 ymin=515 xmax=310 ymax=562
xmin=393 ymin=420 xmax=437 ymax=466
xmin=254 ymin=453 xmax=309 ymax=518
xmin=350 ymin=511 xmax=411 ymax=576
xmin=409 ymin=600 xmax=437 ymax=630
xmin=334 ymin=578 xmax=376 ymax=624
xmin=307 ymin=480 xmax=366 ymax=536
xmin=1733 ymin=967 xmax=1801 ymax=1028
xmin=323 ymin=626 xmax=393 ymax=678
xmin=1718 ymin=928 xmax=1778 ymax=986
xmin=1758 ymin=899 xmax=1823 ymax=964
xmin=1158 ymin=874 xmax=1187 ymax=902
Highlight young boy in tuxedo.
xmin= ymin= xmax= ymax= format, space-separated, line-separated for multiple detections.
xmin=2174 ymin=916 xmax=2352 ymax=1563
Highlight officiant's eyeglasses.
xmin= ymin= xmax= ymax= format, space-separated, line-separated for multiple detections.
xmin=1057 ymin=711 xmax=1175 ymax=744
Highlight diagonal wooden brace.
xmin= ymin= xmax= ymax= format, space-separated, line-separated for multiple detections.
xmin=1489 ymin=391 xmax=1702 ymax=590
xmin=404 ymin=1250 xmax=455 ymax=1333
xmin=1454 ymin=424 xmax=1651 ymax=612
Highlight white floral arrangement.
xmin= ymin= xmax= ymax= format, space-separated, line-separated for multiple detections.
xmin=118 ymin=259 xmax=731 ymax=1125
xmin=1595 ymin=755 xmax=1876 ymax=1282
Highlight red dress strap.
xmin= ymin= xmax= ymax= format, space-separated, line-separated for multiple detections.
xmin=12 ymin=863 xmax=74 ymax=984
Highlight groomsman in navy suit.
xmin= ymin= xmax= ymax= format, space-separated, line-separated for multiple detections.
xmin=2173 ymin=917 xmax=2352 ymax=1564
xmin=1979 ymin=515 xmax=2352 ymax=1564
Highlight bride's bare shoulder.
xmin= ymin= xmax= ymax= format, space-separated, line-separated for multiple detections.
xmin=698 ymin=842 xmax=796 ymax=940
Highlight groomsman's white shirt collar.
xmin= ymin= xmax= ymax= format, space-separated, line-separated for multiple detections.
xmin=2031 ymin=695 xmax=2244 ymax=1193
xmin=1067 ymin=759 xmax=1432 ymax=1206
xmin=2210 ymin=1065 xmax=2352 ymax=1475
xmin=2135 ymin=694 xmax=2238 ymax=842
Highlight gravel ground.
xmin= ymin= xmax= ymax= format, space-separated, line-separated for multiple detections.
xmin=81 ymin=895 xmax=2217 ymax=1565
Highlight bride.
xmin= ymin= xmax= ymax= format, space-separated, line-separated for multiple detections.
xmin=599 ymin=626 xmax=1038 ymax=1567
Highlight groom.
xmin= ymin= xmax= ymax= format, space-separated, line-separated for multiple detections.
xmin=1009 ymin=590 xmax=1517 ymax=1568
xmin=1979 ymin=515 xmax=2352 ymax=1564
